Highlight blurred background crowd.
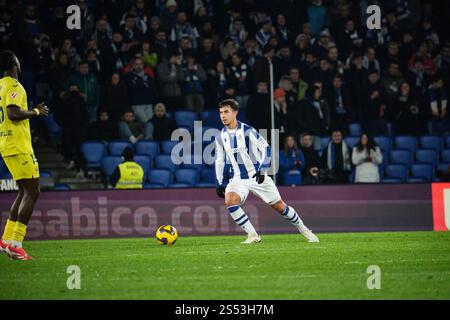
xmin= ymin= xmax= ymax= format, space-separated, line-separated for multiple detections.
xmin=1 ymin=0 xmax=450 ymax=188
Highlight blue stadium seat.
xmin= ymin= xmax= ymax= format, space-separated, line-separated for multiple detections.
xmin=0 ymin=172 xmax=12 ymax=179
xmin=390 ymin=149 xmax=412 ymax=167
xmin=374 ymin=136 xmax=392 ymax=153
xmin=195 ymin=182 xmax=216 ymax=188
xmin=81 ymin=141 xmax=106 ymax=169
xmin=200 ymin=111 xmax=222 ymax=129
xmin=385 ymin=164 xmax=408 ymax=182
xmin=381 ymin=178 xmax=402 ymax=184
xmin=134 ymin=155 xmax=152 ymax=179
xmin=174 ymin=168 xmax=198 ymax=186
xmin=386 ymin=122 xmax=394 ymax=137
xmin=0 ymin=158 xmax=5 ymax=174
xmin=102 ymin=156 xmax=122 ymax=176
xmin=161 ymin=140 xmax=179 ymax=155
xmin=135 ymin=141 xmax=160 ymax=159
xmin=420 ymin=135 xmax=443 ymax=153
xmin=441 ymin=149 xmax=450 ymax=163
xmin=445 ymin=136 xmax=450 ymax=148
xmin=348 ymin=123 xmax=362 ymax=136
xmin=108 ymin=140 xmax=133 ymax=156
xmin=167 ymin=183 xmax=191 ymax=188
xmin=410 ymin=163 xmax=433 ymax=181
xmin=143 ymin=183 xmax=164 ymax=189
xmin=181 ymin=154 xmax=204 ymax=172
xmin=282 ymin=170 xmax=302 ymax=186
xmin=344 ymin=136 xmax=360 ymax=150
xmin=395 ymin=136 xmax=417 ymax=153
xmin=39 ymin=170 xmax=53 ymax=178
xmin=237 ymin=112 xmax=248 ymax=123
xmin=147 ymin=169 xmax=172 ymax=187
xmin=42 ymin=112 xmax=62 ymax=136
xmin=200 ymin=168 xmax=216 ymax=183
xmin=174 ymin=111 xmax=198 ymax=128
xmin=407 ymin=178 xmax=428 ymax=183
xmin=415 ymin=149 xmax=438 ymax=167
xmin=320 ymin=137 xmax=330 ymax=150
xmin=54 ymin=183 xmax=71 ymax=191
xmin=437 ymin=163 xmax=450 ymax=173
xmin=154 ymin=154 xmax=177 ymax=172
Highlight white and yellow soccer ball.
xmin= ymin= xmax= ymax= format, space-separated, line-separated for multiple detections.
xmin=155 ymin=225 xmax=178 ymax=245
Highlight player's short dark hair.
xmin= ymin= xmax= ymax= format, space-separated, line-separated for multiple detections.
xmin=219 ymin=99 xmax=239 ymax=111
xmin=0 ymin=50 xmax=17 ymax=73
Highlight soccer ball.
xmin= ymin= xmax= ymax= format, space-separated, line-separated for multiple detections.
xmin=155 ymin=225 xmax=178 ymax=245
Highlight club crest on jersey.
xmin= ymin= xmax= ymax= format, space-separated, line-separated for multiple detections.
xmin=10 ymin=92 xmax=18 ymax=99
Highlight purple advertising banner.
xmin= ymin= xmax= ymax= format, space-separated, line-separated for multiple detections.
xmin=0 ymin=184 xmax=433 ymax=240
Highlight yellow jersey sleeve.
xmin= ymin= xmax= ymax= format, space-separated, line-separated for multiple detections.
xmin=4 ymin=82 xmax=26 ymax=110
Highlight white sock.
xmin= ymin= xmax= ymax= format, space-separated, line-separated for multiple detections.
xmin=11 ymin=240 xmax=22 ymax=248
xmin=281 ymin=205 xmax=307 ymax=231
xmin=227 ymin=206 xmax=257 ymax=236
xmin=2 ymin=240 xmax=11 ymax=245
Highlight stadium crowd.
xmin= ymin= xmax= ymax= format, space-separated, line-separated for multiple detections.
xmin=1 ymin=0 xmax=450 ymax=186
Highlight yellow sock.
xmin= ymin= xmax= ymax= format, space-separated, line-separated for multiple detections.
xmin=11 ymin=222 xmax=27 ymax=245
xmin=2 ymin=219 xmax=16 ymax=241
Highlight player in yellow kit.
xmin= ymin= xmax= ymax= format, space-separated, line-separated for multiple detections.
xmin=0 ymin=50 xmax=49 ymax=260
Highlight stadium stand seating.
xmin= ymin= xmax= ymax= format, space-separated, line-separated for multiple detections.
xmin=154 ymin=154 xmax=177 ymax=172
xmin=147 ymin=169 xmax=172 ymax=188
xmin=108 ymin=140 xmax=133 ymax=156
xmin=385 ymin=164 xmax=409 ymax=182
xmin=420 ymin=135 xmax=443 ymax=153
xmin=174 ymin=168 xmax=198 ymax=186
xmin=81 ymin=141 xmax=106 ymax=169
xmin=374 ymin=136 xmax=392 ymax=153
xmin=135 ymin=141 xmax=160 ymax=159
xmin=348 ymin=123 xmax=362 ymax=137
xmin=395 ymin=136 xmax=418 ymax=153
xmin=415 ymin=149 xmax=438 ymax=168
xmin=344 ymin=136 xmax=359 ymax=150
xmin=102 ymin=156 xmax=122 ymax=177
xmin=174 ymin=111 xmax=198 ymax=129
xmin=390 ymin=149 xmax=413 ymax=167
xmin=133 ymin=155 xmax=152 ymax=179
xmin=410 ymin=164 xmax=434 ymax=182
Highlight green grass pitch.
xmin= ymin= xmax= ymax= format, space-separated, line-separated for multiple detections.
xmin=1 ymin=231 xmax=449 ymax=299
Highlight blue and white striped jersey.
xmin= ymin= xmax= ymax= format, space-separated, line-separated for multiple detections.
xmin=215 ymin=121 xmax=271 ymax=186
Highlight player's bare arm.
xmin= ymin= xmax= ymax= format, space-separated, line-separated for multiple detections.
xmin=6 ymin=102 xmax=49 ymax=121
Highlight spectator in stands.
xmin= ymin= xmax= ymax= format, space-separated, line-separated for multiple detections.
xmin=197 ymin=37 xmax=220 ymax=74
xmin=381 ymin=62 xmax=404 ymax=114
xmin=393 ymin=81 xmax=424 ymax=136
xmin=273 ymin=44 xmax=293 ymax=83
xmin=119 ymin=13 xmax=143 ymax=50
xmin=289 ymin=67 xmax=308 ymax=101
xmin=246 ymin=81 xmax=270 ymax=131
xmin=123 ymin=53 xmax=155 ymax=77
xmin=170 ymin=10 xmax=199 ymax=48
xmin=206 ymin=60 xmax=232 ymax=107
xmin=157 ymin=51 xmax=184 ymax=111
xmin=428 ymin=74 xmax=449 ymax=135
xmin=153 ymin=29 xmax=172 ymax=60
xmin=252 ymin=46 xmax=275 ymax=87
xmin=278 ymin=76 xmax=297 ymax=111
xmin=326 ymin=74 xmax=352 ymax=135
xmin=88 ymin=111 xmax=119 ymax=142
xmin=126 ymin=57 xmax=157 ymax=123
xmin=228 ymin=18 xmax=247 ymax=49
xmin=110 ymin=147 xmax=144 ymax=189
xmin=351 ymin=134 xmax=383 ymax=183
xmin=363 ymin=47 xmax=381 ymax=75
xmin=300 ymin=132 xmax=322 ymax=184
xmin=273 ymin=88 xmax=289 ymax=136
xmin=33 ymin=34 xmax=53 ymax=102
xmin=119 ymin=110 xmax=154 ymax=143
xmin=55 ymin=83 xmax=88 ymax=171
xmin=275 ymin=13 xmax=291 ymax=44
xmin=314 ymin=30 xmax=334 ymax=60
xmin=321 ymin=129 xmax=352 ymax=184
xmin=150 ymin=103 xmax=177 ymax=142
xmin=326 ymin=46 xmax=345 ymax=75
xmin=140 ymin=38 xmax=158 ymax=70
xmin=65 ymin=61 xmax=100 ymax=124
xmin=228 ymin=52 xmax=251 ymax=110
xmin=101 ymin=73 xmax=129 ymax=122
xmin=345 ymin=54 xmax=367 ymax=122
xmin=49 ymin=53 xmax=72 ymax=106
xmin=307 ymin=0 xmax=327 ymax=38
xmin=280 ymin=135 xmax=306 ymax=174
xmin=182 ymin=51 xmax=207 ymax=112
xmin=255 ymin=17 xmax=274 ymax=48
xmin=295 ymin=82 xmax=330 ymax=150
xmin=363 ymin=68 xmax=388 ymax=136
xmin=109 ymin=32 xmax=129 ymax=70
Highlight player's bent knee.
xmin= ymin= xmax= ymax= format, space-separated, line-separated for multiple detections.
xmin=271 ymin=200 xmax=286 ymax=213
xmin=225 ymin=192 xmax=241 ymax=207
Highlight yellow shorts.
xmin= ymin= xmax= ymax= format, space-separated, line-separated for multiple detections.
xmin=3 ymin=154 xmax=40 ymax=181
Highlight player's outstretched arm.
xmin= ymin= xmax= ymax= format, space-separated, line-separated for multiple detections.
xmin=7 ymin=102 xmax=49 ymax=121
xmin=215 ymin=138 xmax=226 ymax=198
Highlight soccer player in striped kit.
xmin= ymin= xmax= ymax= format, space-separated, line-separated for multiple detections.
xmin=215 ymin=99 xmax=319 ymax=244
